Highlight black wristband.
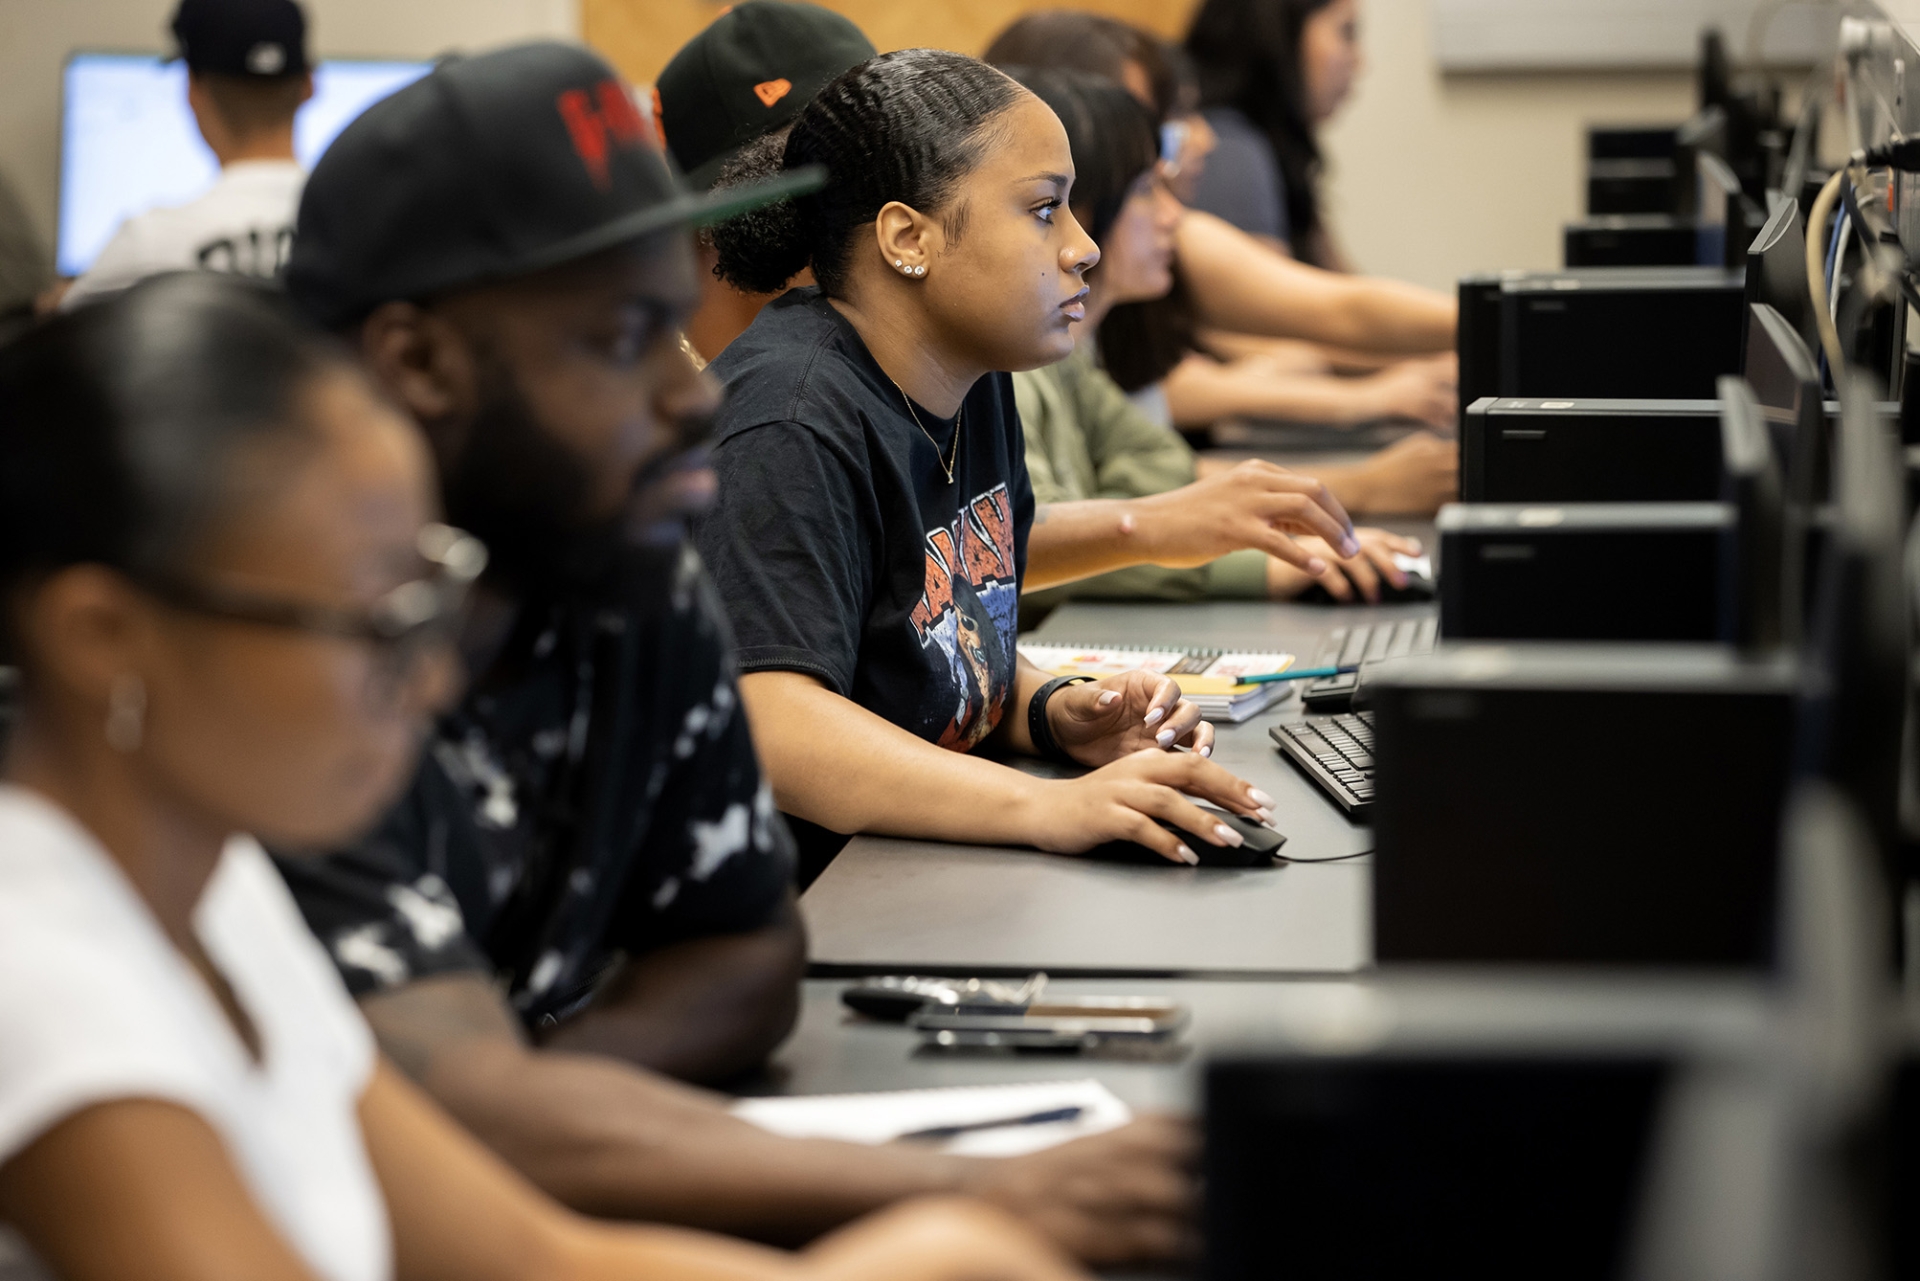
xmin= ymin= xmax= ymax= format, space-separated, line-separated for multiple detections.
xmin=1029 ymin=674 xmax=1097 ymax=763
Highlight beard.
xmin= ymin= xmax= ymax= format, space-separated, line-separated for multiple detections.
xmin=437 ymin=352 xmax=718 ymax=609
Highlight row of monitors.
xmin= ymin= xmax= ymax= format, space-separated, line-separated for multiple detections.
xmin=57 ymin=52 xmax=431 ymax=277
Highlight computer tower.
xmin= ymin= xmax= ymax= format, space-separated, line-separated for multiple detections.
xmin=1205 ymin=1050 xmax=1671 ymax=1281
xmin=1563 ymin=214 xmax=1704 ymax=267
xmin=1370 ymin=644 xmax=1797 ymax=966
xmin=1587 ymin=158 xmax=1681 ymax=215
xmin=1437 ymin=502 xmax=1733 ymax=641
xmin=1461 ymin=397 xmax=1724 ymax=503
xmin=1456 ymin=270 xmax=1509 ymax=423
xmin=1500 ymin=267 xmax=1746 ymax=400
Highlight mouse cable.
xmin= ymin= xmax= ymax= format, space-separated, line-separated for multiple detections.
xmin=1276 ymin=848 xmax=1372 ymax=864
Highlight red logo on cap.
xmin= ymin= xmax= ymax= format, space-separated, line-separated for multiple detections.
xmin=556 ymin=79 xmax=655 ymax=190
xmin=753 ymin=78 xmax=793 ymax=107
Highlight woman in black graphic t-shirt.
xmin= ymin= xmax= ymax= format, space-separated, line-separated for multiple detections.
xmin=697 ymin=49 xmax=1361 ymax=882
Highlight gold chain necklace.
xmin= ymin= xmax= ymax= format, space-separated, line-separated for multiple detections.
xmin=890 ymin=378 xmax=962 ymax=485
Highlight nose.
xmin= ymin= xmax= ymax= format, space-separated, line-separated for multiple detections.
xmin=657 ymin=337 xmax=723 ymax=452
xmin=390 ymin=639 xmax=463 ymax=720
xmin=1060 ymin=207 xmax=1100 ymax=276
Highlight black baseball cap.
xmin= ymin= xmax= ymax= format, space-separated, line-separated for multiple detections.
xmin=656 ymin=0 xmax=874 ymax=189
xmin=171 ymin=0 xmax=309 ymax=77
xmin=285 ymin=41 xmax=822 ymax=329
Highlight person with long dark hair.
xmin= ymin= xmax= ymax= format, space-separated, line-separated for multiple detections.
xmin=1185 ymin=0 xmax=1360 ymax=269
xmin=1003 ymin=66 xmax=1422 ymax=608
xmin=985 ymin=11 xmax=1456 ymax=508
xmin=697 ymin=49 xmax=1354 ymax=881
xmin=0 ymin=273 xmax=1086 ymax=1281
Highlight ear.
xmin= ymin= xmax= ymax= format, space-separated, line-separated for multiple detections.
xmin=184 ymin=74 xmax=229 ymax=156
xmin=296 ymin=69 xmax=316 ymax=107
xmin=15 ymin=567 xmax=156 ymax=716
xmin=872 ymin=201 xmax=943 ymax=279
xmin=357 ymin=301 xmax=481 ymax=451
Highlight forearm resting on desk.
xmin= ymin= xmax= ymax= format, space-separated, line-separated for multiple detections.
xmin=1178 ymin=210 xmax=1455 ymax=354
xmin=738 ymin=671 xmax=1055 ymax=844
xmin=539 ymin=898 xmax=805 ymax=1086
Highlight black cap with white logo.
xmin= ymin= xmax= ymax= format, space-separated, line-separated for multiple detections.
xmin=655 ymin=0 xmax=874 ymax=189
xmin=285 ymin=41 xmax=822 ymax=329
xmin=171 ymin=0 xmax=309 ymax=78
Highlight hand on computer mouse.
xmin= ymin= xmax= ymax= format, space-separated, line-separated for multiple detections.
xmin=1028 ymin=748 xmax=1275 ymax=865
xmin=1268 ymin=528 xmax=1423 ymax=603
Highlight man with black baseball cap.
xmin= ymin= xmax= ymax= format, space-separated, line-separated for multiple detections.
xmin=655 ymin=1 xmax=875 ymax=361
xmin=272 ymin=39 xmax=1189 ymax=1264
xmin=64 ymin=0 xmax=313 ymax=308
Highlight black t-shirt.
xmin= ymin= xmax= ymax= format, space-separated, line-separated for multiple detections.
xmin=696 ymin=288 xmax=1035 ymax=878
xmin=275 ymin=542 xmax=796 ymax=1029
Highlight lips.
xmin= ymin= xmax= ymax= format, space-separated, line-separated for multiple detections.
xmin=1060 ymin=286 xmax=1090 ymax=323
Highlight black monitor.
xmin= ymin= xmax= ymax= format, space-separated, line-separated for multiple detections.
xmin=1743 ymin=196 xmax=1818 ymax=362
xmin=1205 ymin=1053 xmax=1671 ymax=1281
xmin=1743 ymin=302 xmax=1825 ymax=642
xmin=1718 ymin=376 xmax=1786 ymax=651
xmin=1797 ymin=374 xmax=1910 ymax=861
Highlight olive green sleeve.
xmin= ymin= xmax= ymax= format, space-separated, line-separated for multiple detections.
xmin=1074 ymin=357 xmax=1198 ymax=500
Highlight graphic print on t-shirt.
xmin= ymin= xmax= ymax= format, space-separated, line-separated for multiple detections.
xmin=909 ymin=483 xmax=1020 ymax=751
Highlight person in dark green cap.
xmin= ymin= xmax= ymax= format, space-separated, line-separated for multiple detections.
xmin=655 ymin=0 xmax=876 ymax=361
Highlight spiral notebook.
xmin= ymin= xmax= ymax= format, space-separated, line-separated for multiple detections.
xmin=1017 ymin=642 xmax=1297 ymax=722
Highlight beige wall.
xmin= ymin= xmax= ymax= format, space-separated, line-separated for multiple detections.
xmin=0 ymin=0 xmax=578 ymax=265
xmin=1319 ymin=0 xmax=1697 ymax=291
xmin=0 ymin=0 xmax=1704 ymax=290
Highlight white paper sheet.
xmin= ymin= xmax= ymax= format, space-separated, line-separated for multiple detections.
xmin=731 ymin=1078 xmax=1133 ymax=1157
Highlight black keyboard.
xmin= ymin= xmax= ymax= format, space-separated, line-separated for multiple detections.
xmin=1270 ymin=711 xmax=1376 ymax=817
xmin=1299 ymin=618 xmax=1438 ymax=711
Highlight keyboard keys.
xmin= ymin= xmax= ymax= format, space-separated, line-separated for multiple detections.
xmin=1315 ymin=627 xmax=1349 ymax=667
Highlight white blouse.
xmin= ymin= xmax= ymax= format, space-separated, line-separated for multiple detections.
xmin=0 ymin=785 xmax=390 ymax=1281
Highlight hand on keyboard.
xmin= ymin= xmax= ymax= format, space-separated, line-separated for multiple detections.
xmin=1266 ymin=528 xmax=1423 ymax=603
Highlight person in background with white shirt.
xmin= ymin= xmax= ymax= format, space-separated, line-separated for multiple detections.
xmin=0 ymin=271 xmax=1087 ymax=1281
xmin=60 ymin=0 xmax=312 ymax=310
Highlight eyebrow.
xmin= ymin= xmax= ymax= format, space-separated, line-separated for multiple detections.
xmin=1015 ymin=172 xmax=1072 ymax=188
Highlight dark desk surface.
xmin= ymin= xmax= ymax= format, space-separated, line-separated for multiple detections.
xmin=758 ymin=972 xmax=1773 ymax=1113
xmin=799 ymin=582 xmax=1446 ymax=977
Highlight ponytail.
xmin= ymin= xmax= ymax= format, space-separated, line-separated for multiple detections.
xmin=708 ymin=49 xmax=1025 ymax=297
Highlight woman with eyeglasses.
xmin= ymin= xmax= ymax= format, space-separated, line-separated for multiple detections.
xmin=984 ymin=11 xmax=1457 ymax=509
xmin=0 ymin=273 xmax=1086 ymax=1281
xmin=1001 ymin=66 xmax=1421 ymax=612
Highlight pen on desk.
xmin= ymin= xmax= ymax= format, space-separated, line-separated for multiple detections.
xmin=897 ymin=1105 xmax=1086 ymax=1142
xmin=1238 ymin=664 xmax=1359 ymax=685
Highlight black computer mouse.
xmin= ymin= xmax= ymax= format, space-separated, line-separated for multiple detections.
xmin=1082 ymin=810 xmax=1287 ymax=867
xmin=1292 ymin=572 xmax=1437 ymax=606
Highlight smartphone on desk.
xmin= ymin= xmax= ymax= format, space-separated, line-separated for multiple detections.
xmin=911 ymin=996 xmax=1188 ymax=1051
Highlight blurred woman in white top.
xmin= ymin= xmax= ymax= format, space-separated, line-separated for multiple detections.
xmin=0 ymin=272 xmax=1086 ymax=1281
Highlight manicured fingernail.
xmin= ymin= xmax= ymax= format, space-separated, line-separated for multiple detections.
xmin=1176 ymin=844 xmax=1199 ymax=865
xmin=1249 ymin=788 xmax=1276 ymax=807
xmin=1341 ymin=536 xmax=1361 ymax=557
xmin=1306 ymin=557 xmax=1328 ymax=575
xmin=1213 ymin=823 xmax=1243 ymax=847
xmin=1156 ymin=728 xmax=1176 ymax=747
xmin=1097 ymin=690 xmax=1120 ymax=706
xmin=1256 ymin=807 xmax=1272 ymax=824
xmin=1143 ymin=706 xmax=1166 ymax=727
xmin=1118 ymin=513 xmax=1137 ymax=534
xmin=1200 ymin=744 xmax=1213 ymax=757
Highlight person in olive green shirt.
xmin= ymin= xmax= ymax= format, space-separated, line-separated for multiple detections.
xmin=1009 ymin=67 xmax=1420 ymax=615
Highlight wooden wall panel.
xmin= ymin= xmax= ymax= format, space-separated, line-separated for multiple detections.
xmin=583 ymin=0 xmax=1203 ymax=87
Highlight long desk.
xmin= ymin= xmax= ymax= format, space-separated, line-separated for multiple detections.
xmin=760 ymin=972 xmax=1774 ymax=1113
xmin=800 ymin=596 xmax=1433 ymax=977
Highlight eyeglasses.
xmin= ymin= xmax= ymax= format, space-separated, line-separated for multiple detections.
xmin=139 ymin=524 xmax=489 ymax=700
